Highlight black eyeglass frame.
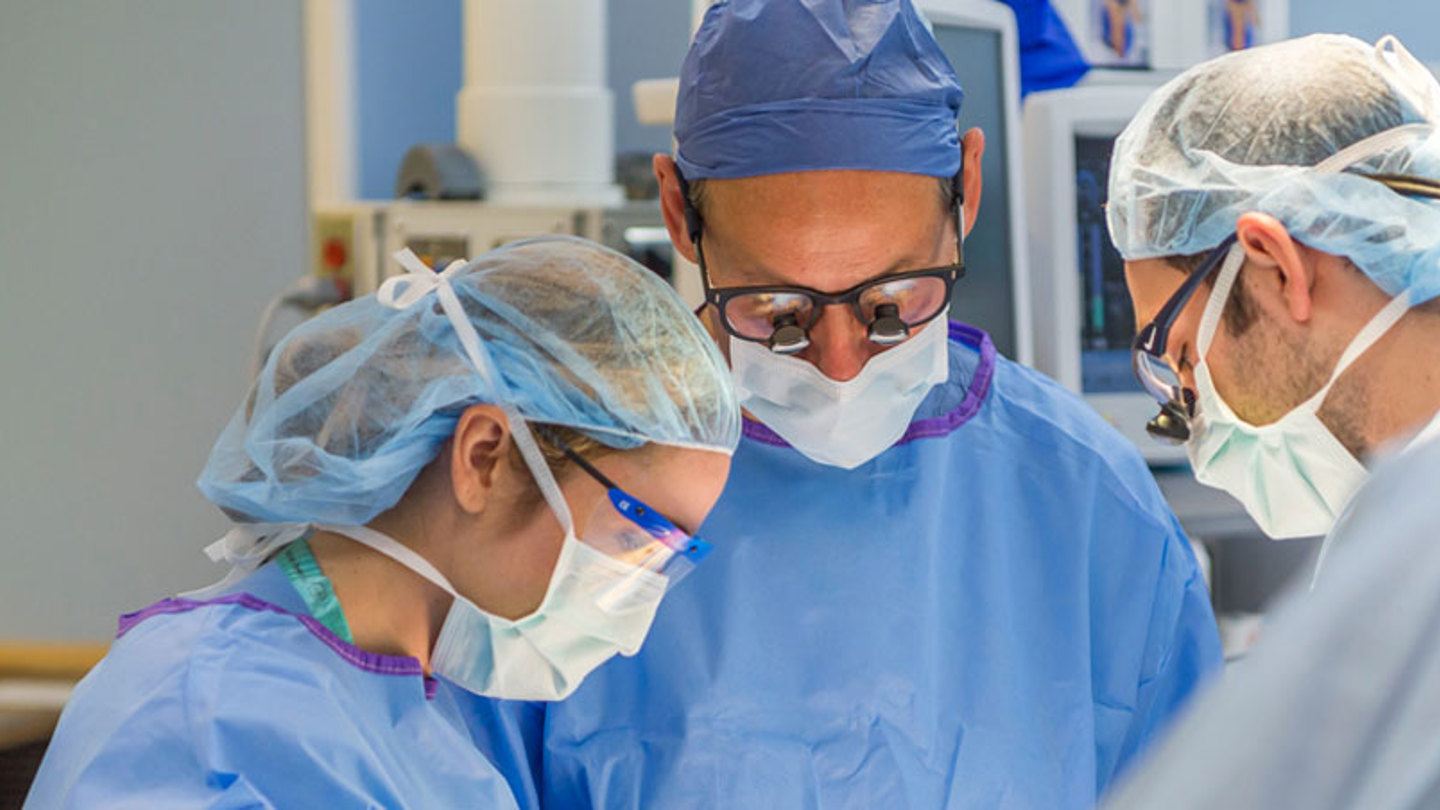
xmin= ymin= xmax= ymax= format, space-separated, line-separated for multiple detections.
xmin=1129 ymin=167 xmax=1440 ymax=445
xmin=1130 ymin=235 xmax=1238 ymax=404
xmin=677 ymin=168 xmax=967 ymax=351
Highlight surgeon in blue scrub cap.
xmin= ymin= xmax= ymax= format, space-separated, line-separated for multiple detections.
xmin=467 ymin=2 xmax=1221 ymax=808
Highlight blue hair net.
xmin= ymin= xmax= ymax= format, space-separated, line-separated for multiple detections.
xmin=199 ymin=236 xmax=741 ymax=526
xmin=1108 ymin=35 xmax=1440 ymax=305
xmin=674 ymin=0 xmax=965 ymax=180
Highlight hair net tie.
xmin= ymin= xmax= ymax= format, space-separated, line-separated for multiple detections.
xmin=377 ymin=249 xmax=470 ymax=310
xmin=184 ymin=523 xmax=312 ymax=598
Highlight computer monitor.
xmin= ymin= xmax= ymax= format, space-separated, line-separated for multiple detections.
xmin=922 ymin=0 xmax=1033 ymax=364
xmin=1022 ymin=83 xmax=1188 ymax=464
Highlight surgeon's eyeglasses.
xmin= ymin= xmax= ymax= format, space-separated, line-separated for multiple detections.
xmin=1130 ymin=235 xmax=1238 ymax=445
xmin=678 ymin=171 xmax=966 ymax=355
xmin=547 ymin=432 xmax=712 ymax=596
xmin=1130 ymin=171 xmax=1440 ymax=446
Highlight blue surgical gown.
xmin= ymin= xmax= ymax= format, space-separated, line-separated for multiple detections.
xmin=1103 ymin=428 xmax=1440 ymax=810
xmin=470 ymin=323 xmax=1222 ymax=810
xmin=26 ymin=563 xmax=533 ymax=809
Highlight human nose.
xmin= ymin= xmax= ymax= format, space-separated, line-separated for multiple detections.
xmin=799 ymin=304 xmax=874 ymax=382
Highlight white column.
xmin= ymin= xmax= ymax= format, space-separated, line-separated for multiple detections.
xmin=303 ymin=0 xmax=356 ymax=206
xmin=456 ymin=0 xmax=621 ymax=206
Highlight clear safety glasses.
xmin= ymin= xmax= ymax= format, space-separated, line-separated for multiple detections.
xmin=1130 ymin=235 xmax=1238 ymax=445
xmin=549 ymin=434 xmax=713 ymax=595
xmin=679 ymin=172 xmax=965 ymax=355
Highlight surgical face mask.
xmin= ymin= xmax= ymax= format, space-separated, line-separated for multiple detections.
xmin=321 ymin=522 xmax=665 ymax=701
xmin=1186 ymin=245 xmax=1413 ymax=539
xmin=730 ymin=313 xmax=950 ymax=469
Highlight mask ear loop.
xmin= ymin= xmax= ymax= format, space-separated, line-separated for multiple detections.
xmin=1194 ymin=243 xmax=1247 ymax=360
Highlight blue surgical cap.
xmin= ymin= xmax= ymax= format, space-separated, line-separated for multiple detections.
xmin=674 ymin=0 xmax=965 ymax=180
xmin=199 ymin=236 xmax=741 ymax=526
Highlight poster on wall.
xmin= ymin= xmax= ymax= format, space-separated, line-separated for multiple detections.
xmin=1085 ymin=0 xmax=1150 ymax=68
xmin=1209 ymin=0 xmax=1263 ymax=57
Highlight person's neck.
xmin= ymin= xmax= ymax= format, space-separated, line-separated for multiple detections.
xmin=1350 ymin=309 xmax=1440 ymax=457
xmin=306 ymin=517 xmax=454 ymax=671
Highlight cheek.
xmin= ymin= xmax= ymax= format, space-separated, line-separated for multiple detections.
xmin=1202 ymin=327 xmax=1288 ymax=425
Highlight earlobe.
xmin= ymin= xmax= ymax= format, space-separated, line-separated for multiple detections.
xmin=960 ymin=128 xmax=986 ymax=237
xmin=1235 ymin=212 xmax=1313 ymax=323
xmin=450 ymin=405 xmax=511 ymax=515
xmin=655 ymin=154 xmax=699 ymax=264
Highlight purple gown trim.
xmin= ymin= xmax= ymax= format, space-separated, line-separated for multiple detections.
xmin=118 ymin=592 xmax=440 ymax=699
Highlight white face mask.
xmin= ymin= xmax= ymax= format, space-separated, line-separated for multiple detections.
xmin=730 ymin=313 xmax=951 ymax=469
xmin=319 ymin=520 xmax=666 ymax=702
xmin=1187 ymin=245 xmax=1413 ymax=539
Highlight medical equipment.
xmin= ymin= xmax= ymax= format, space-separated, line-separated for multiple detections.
xmin=310 ymin=201 xmax=598 ymax=298
xmin=924 ymin=0 xmax=1034 ymax=364
xmin=308 ymin=0 xmax=667 ymax=305
xmin=1023 ymin=83 xmax=1186 ymax=463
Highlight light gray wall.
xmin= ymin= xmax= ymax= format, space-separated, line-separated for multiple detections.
xmin=0 ymin=2 xmax=307 ymax=639
xmin=1291 ymin=0 xmax=1440 ymax=61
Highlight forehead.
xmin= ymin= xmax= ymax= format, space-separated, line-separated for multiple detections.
xmin=700 ymin=170 xmax=950 ymax=289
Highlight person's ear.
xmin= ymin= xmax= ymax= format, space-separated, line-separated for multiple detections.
xmin=449 ymin=404 xmax=513 ymax=515
xmin=959 ymin=127 xmax=986 ymax=237
xmin=655 ymin=154 xmax=698 ymax=264
xmin=1235 ymin=211 xmax=1314 ymax=324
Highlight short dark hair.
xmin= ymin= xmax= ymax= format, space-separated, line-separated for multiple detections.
xmin=1165 ymin=251 xmax=1257 ymax=337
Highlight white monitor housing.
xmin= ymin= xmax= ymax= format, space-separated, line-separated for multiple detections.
xmin=1023 ymin=83 xmax=1189 ymax=465
xmin=919 ymin=0 xmax=1033 ymax=364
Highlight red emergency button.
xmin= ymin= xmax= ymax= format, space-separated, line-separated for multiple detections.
xmin=322 ymin=238 xmax=348 ymax=270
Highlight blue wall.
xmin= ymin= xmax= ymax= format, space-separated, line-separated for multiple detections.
xmin=351 ymin=1 xmax=1440 ymax=199
xmin=353 ymin=1 xmax=463 ymax=199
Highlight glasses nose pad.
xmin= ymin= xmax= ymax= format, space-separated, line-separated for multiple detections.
xmin=1145 ymin=399 xmax=1193 ymax=445
xmin=768 ymin=313 xmax=811 ymax=354
xmin=867 ymin=303 xmax=910 ymax=346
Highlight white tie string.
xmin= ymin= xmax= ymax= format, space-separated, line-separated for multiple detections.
xmin=377 ymin=249 xmax=471 ymax=310
xmin=181 ymin=522 xmax=311 ymax=599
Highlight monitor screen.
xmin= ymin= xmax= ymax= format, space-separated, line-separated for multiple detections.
xmin=932 ymin=26 xmax=1019 ymax=360
xmin=1074 ymin=133 xmax=1141 ymax=394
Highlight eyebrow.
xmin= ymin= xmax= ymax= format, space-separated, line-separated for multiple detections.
xmin=708 ymin=231 xmax=952 ymax=291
